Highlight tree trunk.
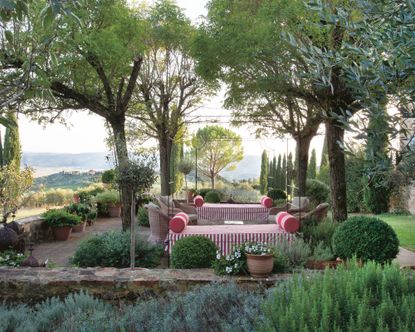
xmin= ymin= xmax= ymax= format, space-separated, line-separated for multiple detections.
xmin=110 ymin=118 xmax=133 ymax=231
xmin=325 ymin=119 xmax=348 ymax=221
xmin=294 ymin=135 xmax=312 ymax=197
xmin=210 ymin=171 xmax=215 ymax=189
xmin=159 ymin=135 xmax=173 ymax=196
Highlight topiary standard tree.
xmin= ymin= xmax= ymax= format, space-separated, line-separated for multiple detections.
xmin=332 ymin=216 xmax=399 ymax=264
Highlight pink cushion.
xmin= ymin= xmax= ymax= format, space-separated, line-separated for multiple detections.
xmin=275 ymin=211 xmax=290 ymax=227
xmin=175 ymin=212 xmax=189 ymax=223
xmin=194 ymin=195 xmax=204 ymax=207
xmin=280 ymin=214 xmax=300 ymax=233
xmin=169 ymin=214 xmax=188 ymax=233
xmin=261 ymin=196 xmax=273 ymax=208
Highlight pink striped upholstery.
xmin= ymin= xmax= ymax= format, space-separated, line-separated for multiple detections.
xmin=167 ymin=224 xmax=295 ymax=255
xmin=196 ymin=203 xmax=269 ymax=222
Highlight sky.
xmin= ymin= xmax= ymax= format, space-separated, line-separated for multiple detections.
xmin=18 ymin=0 xmax=325 ymax=159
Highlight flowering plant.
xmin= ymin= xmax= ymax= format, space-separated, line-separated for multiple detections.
xmin=243 ymin=241 xmax=274 ymax=255
xmin=213 ymin=247 xmax=246 ymax=276
xmin=0 ymin=250 xmax=25 ymax=267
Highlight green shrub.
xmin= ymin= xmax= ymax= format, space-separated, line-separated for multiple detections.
xmin=301 ymin=218 xmax=339 ymax=250
xmin=0 ymin=250 xmax=26 ymax=267
xmin=77 ymin=183 xmax=105 ymax=203
xmin=332 ymin=216 xmax=399 ymax=263
xmin=260 ymin=262 xmax=415 ymax=331
xmin=197 ymin=188 xmax=219 ymax=198
xmin=42 ymin=209 xmax=81 ymax=227
xmin=171 ymin=236 xmax=217 ymax=268
xmin=101 ymin=169 xmax=116 ymax=184
xmin=71 ymin=231 xmax=162 ymax=268
xmin=311 ymin=241 xmax=335 ymax=261
xmin=137 ymin=207 xmax=149 ymax=227
xmin=95 ymin=190 xmax=121 ymax=205
xmin=267 ymin=188 xmax=287 ymax=200
xmin=274 ymin=238 xmax=312 ymax=270
xmin=305 ymin=179 xmax=330 ymax=205
xmin=205 ymin=190 xmax=221 ymax=203
xmin=65 ymin=203 xmax=91 ymax=221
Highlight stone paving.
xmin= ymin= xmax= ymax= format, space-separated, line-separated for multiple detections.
xmin=396 ymin=247 xmax=415 ymax=268
xmin=33 ymin=217 xmax=150 ymax=267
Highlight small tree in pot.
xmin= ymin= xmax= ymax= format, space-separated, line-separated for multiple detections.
xmin=95 ymin=190 xmax=122 ymax=218
xmin=178 ymin=159 xmax=193 ymax=202
xmin=116 ymin=155 xmax=157 ymax=268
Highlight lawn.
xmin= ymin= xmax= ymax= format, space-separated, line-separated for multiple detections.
xmin=377 ymin=214 xmax=415 ymax=251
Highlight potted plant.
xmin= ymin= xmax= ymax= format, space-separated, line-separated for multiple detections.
xmin=243 ymin=242 xmax=274 ymax=277
xmin=307 ymin=242 xmax=340 ymax=270
xmin=178 ymin=159 xmax=194 ymax=202
xmin=42 ymin=209 xmax=81 ymax=241
xmin=86 ymin=211 xmax=97 ymax=226
xmin=65 ymin=203 xmax=91 ymax=232
xmin=95 ymin=190 xmax=122 ymax=218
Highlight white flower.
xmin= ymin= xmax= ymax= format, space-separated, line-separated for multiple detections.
xmin=216 ymin=254 xmax=221 ymax=260
xmin=234 ymin=263 xmax=238 ymax=268
xmin=226 ymin=255 xmax=230 ymax=261
xmin=225 ymin=266 xmax=233 ymax=274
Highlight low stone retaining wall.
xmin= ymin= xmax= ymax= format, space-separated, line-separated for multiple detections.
xmin=16 ymin=215 xmax=53 ymax=243
xmin=0 ymin=267 xmax=293 ymax=304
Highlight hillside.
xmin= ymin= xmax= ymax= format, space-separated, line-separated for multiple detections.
xmin=34 ymin=171 xmax=103 ymax=190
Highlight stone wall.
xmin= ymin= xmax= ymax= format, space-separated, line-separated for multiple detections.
xmin=16 ymin=216 xmax=54 ymax=243
xmin=0 ymin=267 xmax=292 ymax=304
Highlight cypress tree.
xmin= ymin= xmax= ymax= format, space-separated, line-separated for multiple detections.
xmin=272 ymin=156 xmax=277 ymax=190
xmin=287 ymin=152 xmax=294 ymax=195
xmin=0 ymin=131 xmax=3 ymax=168
xmin=281 ymin=154 xmax=287 ymax=192
xmin=317 ymin=136 xmax=330 ymax=184
xmin=3 ymin=112 xmax=21 ymax=171
xmin=364 ymin=104 xmax=391 ymax=214
xmin=276 ymin=154 xmax=282 ymax=189
xmin=259 ymin=150 xmax=269 ymax=194
xmin=308 ymin=148 xmax=317 ymax=179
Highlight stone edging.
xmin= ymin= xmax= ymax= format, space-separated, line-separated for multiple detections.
xmin=0 ymin=267 xmax=293 ymax=304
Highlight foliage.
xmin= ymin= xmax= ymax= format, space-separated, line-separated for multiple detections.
xmin=42 ymin=209 xmax=81 ymax=228
xmin=307 ymin=148 xmax=317 ymax=179
xmin=178 ymin=158 xmax=193 ymax=191
xmin=345 ymin=151 xmax=368 ymax=213
xmin=77 ymin=183 xmax=105 ymax=203
xmin=0 ymin=249 xmax=25 ymax=267
xmin=204 ymin=190 xmax=221 ymax=203
xmin=101 ymin=169 xmax=116 ymax=185
xmin=137 ymin=207 xmax=149 ymax=227
xmin=1 ymin=112 xmax=21 ymax=170
xmin=260 ymin=262 xmax=415 ymax=331
xmin=311 ymin=241 xmax=335 ymax=261
xmin=65 ymin=203 xmax=92 ymax=222
xmin=213 ymin=247 xmax=246 ymax=275
xmin=197 ymin=187 xmax=216 ymax=198
xmin=274 ymin=238 xmax=312 ymax=270
xmin=301 ymin=218 xmax=339 ymax=251
xmin=305 ymin=179 xmax=330 ymax=206
xmin=171 ymin=236 xmax=217 ymax=269
xmin=259 ymin=150 xmax=268 ymax=194
xmin=333 ymin=216 xmax=400 ymax=263
xmin=267 ymin=188 xmax=287 ymax=200
xmin=192 ymin=125 xmax=243 ymax=188
xmin=34 ymin=172 xmax=102 ymax=190
xmin=71 ymin=231 xmax=162 ymax=268
xmin=169 ymin=141 xmax=184 ymax=194
xmin=95 ymin=190 xmax=121 ymax=206
xmin=0 ymin=165 xmax=33 ymax=222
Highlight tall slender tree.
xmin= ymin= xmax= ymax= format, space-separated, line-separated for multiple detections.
xmin=281 ymin=154 xmax=287 ymax=192
xmin=308 ymin=149 xmax=317 ymax=179
xmin=3 ymin=112 xmax=21 ymax=170
xmin=259 ymin=150 xmax=269 ymax=194
xmin=276 ymin=154 xmax=282 ymax=189
xmin=287 ymin=152 xmax=294 ymax=196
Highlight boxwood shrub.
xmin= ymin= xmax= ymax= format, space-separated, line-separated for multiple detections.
xmin=305 ymin=179 xmax=330 ymax=205
xmin=70 ymin=230 xmax=162 ymax=268
xmin=205 ymin=190 xmax=221 ymax=203
xmin=332 ymin=216 xmax=399 ymax=263
xmin=171 ymin=236 xmax=217 ymax=268
xmin=267 ymin=188 xmax=287 ymax=200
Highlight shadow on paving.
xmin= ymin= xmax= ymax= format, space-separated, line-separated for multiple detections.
xmin=33 ymin=217 xmax=151 ymax=267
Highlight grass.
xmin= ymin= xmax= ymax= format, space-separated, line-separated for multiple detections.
xmin=14 ymin=207 xmax=49 ymax=220
xmin=377 ymin=214 xmax=415 ymax=252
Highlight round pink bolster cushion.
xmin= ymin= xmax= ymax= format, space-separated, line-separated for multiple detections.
xmin=169 ymin=213 xmax=189 ymax=233
xmin=276 ymin=211 xmax=290 ymax=227
xmin=261 ymin=196 xmax=273 ymax=208
xmin=193 ymin=195 xmax=204 ymax=207
xmin=278 ymin=212 xmax=300 ymax=233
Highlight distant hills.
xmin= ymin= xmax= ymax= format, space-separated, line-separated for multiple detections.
xmin=23 ymin=152 xmax=261 ymax=187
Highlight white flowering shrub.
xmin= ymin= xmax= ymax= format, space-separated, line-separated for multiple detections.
xmin=213 ymin=247 xmax=246 ymax=275
xmin=243 ymin=242 xmax=274 ymax=255
xmin=0 ymin=250 xmax=25 ymax=267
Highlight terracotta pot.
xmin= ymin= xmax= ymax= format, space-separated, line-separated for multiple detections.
xmin=108 ymin=204 xmax=121 ymax=218
xmin=53 ymin=226 xmax=72 ymax=241
xmin=72 ymin=222 xmax=86 ymax=233
xmin=246 ymin=253 xmax=274 ymax=277
xmin=73 ymin=194 xmax=80 ymax=203
xmin=307 ymin=260 xmax=340 ymax=270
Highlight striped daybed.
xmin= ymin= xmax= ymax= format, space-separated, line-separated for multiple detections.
xmin=167 ymin=224 xmax=295 ymax=255
xmin=196 ymin=203 xmax=271 ymax=222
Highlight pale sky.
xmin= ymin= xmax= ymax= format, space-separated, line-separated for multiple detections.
xmin=19 ymin=0 xmax=325 ymax=159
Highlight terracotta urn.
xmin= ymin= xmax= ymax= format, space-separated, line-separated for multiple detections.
xmin=53 ymin=226 xmax=72 ymax=241
xmin=73 ymin=194 xmax=80 ymax=203
xmin=246 ymin=253 xmax=274 ymax=277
